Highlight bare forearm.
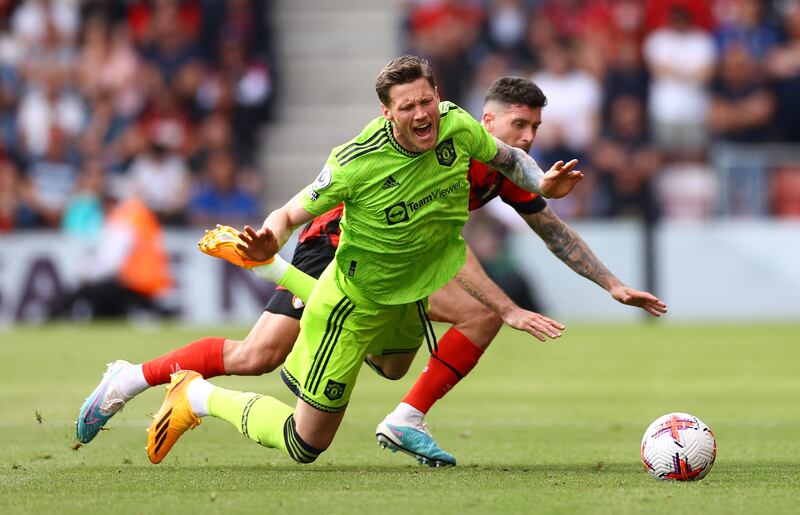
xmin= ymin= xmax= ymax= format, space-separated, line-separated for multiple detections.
xmin=261 ymin=195 xmax=314 ymax=249
xmin=455 ymin=246 xmax=516 ymax=317
xmin=525 ymin=208 xmax=621 ymax=291
xmin=261 ymin=210 xmax=295 ymax=248
xmin=487 ymin=138 xmax=545 ymax=195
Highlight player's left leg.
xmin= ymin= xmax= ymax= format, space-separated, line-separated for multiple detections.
xmin=76 ymin=259 xmax=314 ymax=444
xmin=146 ymin=262 xmax=409 ymax=464
xmin=146 ymin=369 xmax=345 ymax=464
xmin=375 ymin=278 xmax=502 ymax=464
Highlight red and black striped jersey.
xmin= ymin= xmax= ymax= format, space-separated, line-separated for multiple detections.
xmin=467 ymin=159 xmax=547 ymax=214
xmin=297 ymin=202 xmax=343 ymax=246
xmin=297 ymin=160 xmax=546 ymax=246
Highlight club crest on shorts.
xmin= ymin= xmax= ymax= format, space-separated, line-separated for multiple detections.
xmin=435 ymin=138 xmax=456 ymax=167
xmin=324 ymin=379 xmax=346 ymax=401
xmin=291 ymin=295 xmax=305 ymax=309
xmin=313 ymin=165 xmax=333 ymax=190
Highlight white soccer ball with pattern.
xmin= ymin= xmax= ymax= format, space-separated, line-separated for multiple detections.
xmin=640 ymin=412 xmax=716 ymax=481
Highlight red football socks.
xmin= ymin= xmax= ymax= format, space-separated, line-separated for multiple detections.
xmin=142 ymin=337 xmax=226 ymax=386
xmin=402 ymin=327 xmax=483 ymax=414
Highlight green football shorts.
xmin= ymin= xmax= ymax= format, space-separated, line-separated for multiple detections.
xmin=280 ymin=262 xmax=430 ymax=413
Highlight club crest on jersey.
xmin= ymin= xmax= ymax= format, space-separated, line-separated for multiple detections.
xmin=435 ymin=138 xmax=456 ymax=167
xmin=384 ymin=201 xmax=409 ymax=225
xmin=324 ymin=379 xmax=346 ymax=401
xmin=313 ymin=166 xmax=333 ymax=190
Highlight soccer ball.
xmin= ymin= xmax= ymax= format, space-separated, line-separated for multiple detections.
xmin=640 ymin=412 xmax=716 ymax=481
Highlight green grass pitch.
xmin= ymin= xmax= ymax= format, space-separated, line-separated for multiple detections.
xmin=1 ymin=322 xmax=799 ymax=514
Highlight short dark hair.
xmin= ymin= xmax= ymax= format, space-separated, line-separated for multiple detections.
xmin=484 ymin=77 xmax=547 ymax=109
xmin=375 ymin=55 xmax=436 ymax=107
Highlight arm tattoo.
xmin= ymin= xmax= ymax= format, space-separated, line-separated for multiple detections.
xmin=526 ymin=207 xmax=619 ymax=291
xmin=455 ymin=274 xmax=502 ymax=314
xmin=487 ymin=138 xmax=545 ymax=195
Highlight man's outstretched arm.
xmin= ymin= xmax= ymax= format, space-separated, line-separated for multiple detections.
xmin=523 ymin=206 xmax=667 ymax=317
xmin=455 ymin=246 xmax=565 ymax=341
xmin=487 ymin=138 xmax=584 ymax=198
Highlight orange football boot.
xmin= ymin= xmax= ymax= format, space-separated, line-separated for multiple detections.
xmin=146 ymin=370 xmax=203 ymax=464
xmin=197 ymin=225 xmax=274 ymax=269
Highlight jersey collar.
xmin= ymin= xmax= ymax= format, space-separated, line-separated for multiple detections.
xmin=384 ymin=119 xmax=424 ymax=158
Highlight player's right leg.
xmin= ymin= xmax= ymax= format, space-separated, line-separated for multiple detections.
xmin=76 ymin=242 xmax=332 ymax=444
xmin=374 ymin=279 xmax=503 ymax=465
xmin=75 ymin=282 xmax=307 ymax=444
xmin=75 ymin=310 xmax=298 ymax=444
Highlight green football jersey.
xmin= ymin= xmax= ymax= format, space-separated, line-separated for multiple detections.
xmin=300 ymin=101 xmax=497 ymax=305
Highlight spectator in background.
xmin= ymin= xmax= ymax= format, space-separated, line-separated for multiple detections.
xmin=61 ymin=156 xmax=106 ymax=242
xmin=530 ymin=38 xmax=601 ymax=219
xmin=0 ymin=158 xmax=36 ymax=231
xmin=404 ymin=0 xmax=484 ymax=104
xmin=125 ymin=125 xmax=191 ymax=226
xmin=188 ymin=149 xmax=260 ymax=228
xmin=644 ymin=0 xmax=715 ymax=32
xmin=643 ymin=4 xmax=715 ymax=155
xmin=196 ymin=32 xmax=272 ymax=162
xmin=592 ymin=94 xmax=661 ymax=222
xmin=127 ymin=0 xmax=201 ymax=48
xmin=602 ymin=36 xmax=649 ymax=119
xmin=462 ymin=51 xmax=513 ymax=118
xmin=16 ymin=66 xmax=86 ymax=158
xmin=766 ymin=0 xmax=800 ymax=216
xmin=766 ymin=0 xmax=800 ymax=141
xmin=531 ymin=39 xmax=601 ymax=161
xmin=75 ymin=16 xmax=143 ymax=122
xmin=0 ymin=56 xmax=22 ymax=151
xmin=189 ymin=111 xmax=234 ymax=169
xmin=714 ymin=0 xmax=781 ymax=61
xmin=11 ymin=0 xmax=79 ymax=50
xmin=199 ymin=0 xmax=270 ymax=62
xmin=49 ymin=185 xmax=175 ymax=321
xmin=19 ymin=125 xmax=79 ymax=227
xmin=709 ymin=42 xmax=775 ymax=142
xmin=480 ymin=0 xmax=529 ymax=66
xmin=136 ymin=73 xmax=193 ymax=157
xmin=134 ymin=0 xmax=201 ymax=83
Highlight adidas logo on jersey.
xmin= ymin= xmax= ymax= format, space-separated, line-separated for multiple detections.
xmin=382 ymin=176 xmax=400 ymax=189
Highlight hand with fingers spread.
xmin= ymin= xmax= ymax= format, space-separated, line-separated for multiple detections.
xmin=609 ymin=286 xmax=668 ymax=317
xmin=198 ymin=224 xmax=278 ymax=269
xmin=236 ymin=225 xmax=280 ymax=265
xmin=540 ymin=159 xmax=584 ymax=199
xmin=501 ymin=307 xmax=565 ymax=342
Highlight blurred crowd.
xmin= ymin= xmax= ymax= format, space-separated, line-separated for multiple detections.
xmin=0 ymin=0 xmax=274 ymax=235
xmin=3 ymin=0 xmax=799 ymax=241
xmin=403 ymin=0 xmax=800 ymax=220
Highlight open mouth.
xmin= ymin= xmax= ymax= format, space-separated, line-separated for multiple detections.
xmin=413 ymin=124 xmax=432 ymax=138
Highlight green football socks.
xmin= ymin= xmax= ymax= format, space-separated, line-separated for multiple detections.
xmin=207 ymin=386 xmax=322 ymax=463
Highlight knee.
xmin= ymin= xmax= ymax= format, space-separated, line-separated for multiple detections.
xmin=365 ymin=355 xmax=412 ymax=380
xmin=378 ymin=366 xmax=407 ymax=381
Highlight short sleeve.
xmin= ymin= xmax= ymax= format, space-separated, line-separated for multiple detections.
xmin=299 ymin=155 xmax=351 ymax=216
xmin=463 ymin=110 xmax=497 ymax=164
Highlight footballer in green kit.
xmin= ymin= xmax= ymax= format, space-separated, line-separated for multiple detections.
xmin=144 ymin=55 xmax=584 ymax=466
